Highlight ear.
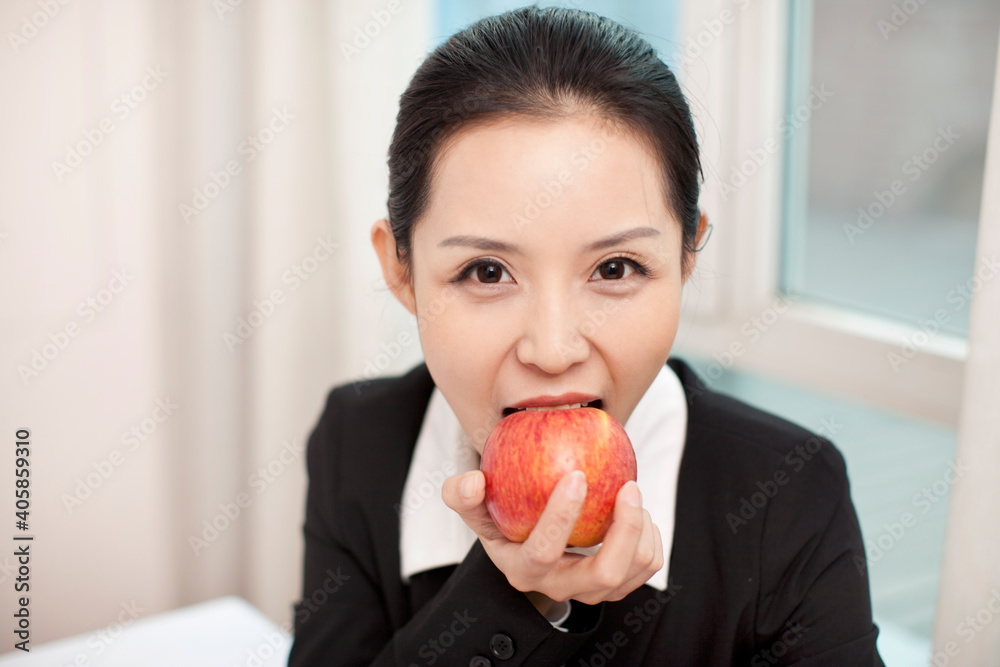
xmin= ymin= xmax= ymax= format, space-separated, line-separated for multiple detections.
xmin=682 ymin=211 xmax=711 ymax=283
xmin=371 ymin=218 xmax=417 ymax=315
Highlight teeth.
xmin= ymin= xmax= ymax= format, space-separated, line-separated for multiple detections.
xmin=524 ymin=403 xmax=584 ymax=412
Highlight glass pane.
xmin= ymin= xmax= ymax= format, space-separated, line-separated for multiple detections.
xmin=781 ymin=0 xmax=1000 ymax=337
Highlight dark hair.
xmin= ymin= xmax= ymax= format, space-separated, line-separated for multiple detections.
xmin=386 ymin=5 xmax=702 ymax=280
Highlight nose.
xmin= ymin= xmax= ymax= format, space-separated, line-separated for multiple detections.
xmin=514 ymin=291 xmax=590 ymax=374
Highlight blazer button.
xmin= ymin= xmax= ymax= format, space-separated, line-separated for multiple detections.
xmin=490 ymin=633 xmax=515 ymax=660
xmin=469 ymin=657 xmax=492 ymax=667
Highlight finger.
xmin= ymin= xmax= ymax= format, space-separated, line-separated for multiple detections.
xmin=595 ymin=512 xmax=654 ymax=603
xmin=442 ymin=471 xmax=506 ymax=540
xmin=588 ymin=481 xmax=644 ymax=590
xmin=650 ymin=521 xmax=664 ymax=577
xmin=608 ymin=516 xmax=664 ymax=601
xmin=634 ymin=508 xmax=657 ymax=572
xmin=521 ymin=470 xmax=587 ymax=567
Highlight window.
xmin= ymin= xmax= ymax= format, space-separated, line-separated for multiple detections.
xmin=781 ymin=0 xmax=1000 ymax=338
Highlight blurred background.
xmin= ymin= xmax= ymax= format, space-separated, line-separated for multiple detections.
xmin=1 ymin=0 xmax=999 ymax=664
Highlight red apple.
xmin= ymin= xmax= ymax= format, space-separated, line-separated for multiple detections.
xmin=481 ymin=407 xmax=636 ymax=548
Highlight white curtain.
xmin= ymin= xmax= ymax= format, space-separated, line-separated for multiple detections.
xmin=0 ymin=0 xmax=428 ymax=640
xmin=933 ymin=28 xmax=1000 ymax=664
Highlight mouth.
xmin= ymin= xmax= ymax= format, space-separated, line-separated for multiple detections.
xmin=501 ymin=399 xmax=603 ymax=418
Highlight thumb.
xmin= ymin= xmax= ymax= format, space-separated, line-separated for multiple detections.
xmin=442 ymin=471 xmax=505 ymax=540
xmin=442 ymin=470 xmax=484 ymax=510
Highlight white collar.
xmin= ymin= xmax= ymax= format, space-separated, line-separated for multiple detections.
xmin=398 ymin=362 xmax=688 ymax=591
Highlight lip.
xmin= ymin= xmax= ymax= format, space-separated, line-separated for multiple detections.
xmin=508 ymin=393 xmax=601 ymax=410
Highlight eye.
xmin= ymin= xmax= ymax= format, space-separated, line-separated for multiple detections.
xmin=592 ymin=257 xmax=646 ymax=281
xmin=454 ymin=259 xmax=513 ymax=285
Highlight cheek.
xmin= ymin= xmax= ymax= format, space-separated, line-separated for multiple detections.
xmin=592 ymin=286 xmax=681 ymax=349
xmin=414 ymin=296 xmax=463 ymax=371
xmin=416 ymin=283 xmax=522 ymax=351
xmin=614 ymin=314 xmax=678 ymax=367
xmin=413 ymin=290 xmax=509 ymax=388
xmin=414 ymin=297 xmax=509 ymax=450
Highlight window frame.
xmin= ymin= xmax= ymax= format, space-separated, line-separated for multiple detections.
xmin=674 ymin=0 xmax=967 ymax=426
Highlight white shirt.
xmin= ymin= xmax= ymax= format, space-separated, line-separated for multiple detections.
xmin=399 ymin=362 xmax=688 ymax=594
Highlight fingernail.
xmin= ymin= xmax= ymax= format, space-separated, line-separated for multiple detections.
xmin=623 ymin=481 xmax=641 ymax=507
xmin=567 ymin=470 xmax=587 ymax=501
xmin=460 ymin=475 xmax=476 ymax=499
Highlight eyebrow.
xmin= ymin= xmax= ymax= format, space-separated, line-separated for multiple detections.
xmin=584 ymin=226 xmax=661 ymax=251
xmin=437 ymin=226 xmax=661 ymax=253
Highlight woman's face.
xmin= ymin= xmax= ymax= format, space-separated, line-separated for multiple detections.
xmin=374 ymin=113 xmax=691 ymax=453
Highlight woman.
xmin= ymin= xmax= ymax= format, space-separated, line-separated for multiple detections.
xmin=289 ymin=6 xmax=884 ymax=665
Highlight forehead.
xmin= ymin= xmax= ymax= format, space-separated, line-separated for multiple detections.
xmin=418 ymin=113 xmax=675 ymax=239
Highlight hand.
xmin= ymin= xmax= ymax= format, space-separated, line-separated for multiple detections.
xmin=441 ymin=469 xmax=664 ymax=606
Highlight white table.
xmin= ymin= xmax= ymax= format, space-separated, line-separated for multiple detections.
xmin=0 ymin=596 xmax=290 ymax=666
xmin=0 ymin=598 xmax=927 ymax=666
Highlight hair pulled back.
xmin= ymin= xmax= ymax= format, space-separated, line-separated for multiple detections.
xmin=387 ymin=5 xmax=702 ymax=278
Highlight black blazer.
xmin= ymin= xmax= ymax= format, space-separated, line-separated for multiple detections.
xmin=288 ymin=358 xmax=884 ymax=666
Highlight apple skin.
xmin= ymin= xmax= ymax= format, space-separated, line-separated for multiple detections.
xmin=481 ymin=407 xmax=637 ymax=548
